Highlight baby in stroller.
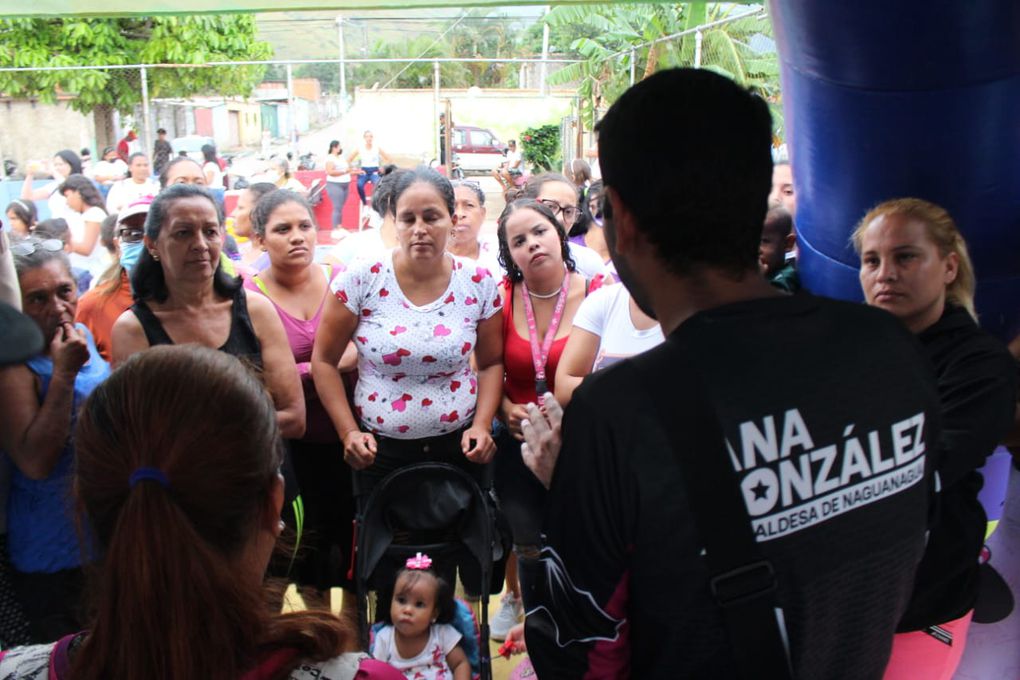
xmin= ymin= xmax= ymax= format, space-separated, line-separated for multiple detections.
xmin=373 ymin=553 xmax=471 ymax=680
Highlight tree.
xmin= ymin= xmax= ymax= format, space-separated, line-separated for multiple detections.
xmin=0 ymin=16 xmax=272 ymax=147
xmin=543 ymin=4 xmax=780 ymax=133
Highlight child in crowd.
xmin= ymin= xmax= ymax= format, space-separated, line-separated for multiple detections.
xmin=759 ymin=205 xmax=799 ymax=292
xmin=373 ymin=553 xmax=470 ymax=680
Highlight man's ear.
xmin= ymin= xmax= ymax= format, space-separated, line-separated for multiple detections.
xmin=784 ymin=231 xmax=797 ymax=254
xmin=605 ymin=186 xmax=638 ymax=255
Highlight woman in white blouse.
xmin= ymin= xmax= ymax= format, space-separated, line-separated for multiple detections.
xmin=311 ymin=166 xmax=503 ymax=500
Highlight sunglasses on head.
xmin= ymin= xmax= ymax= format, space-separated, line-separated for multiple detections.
xmin=11 ymin=239 xmax=63 ymax=256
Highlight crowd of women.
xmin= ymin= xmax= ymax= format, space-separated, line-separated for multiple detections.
xmin=0 ymin=118 xmax=1014 ymax=679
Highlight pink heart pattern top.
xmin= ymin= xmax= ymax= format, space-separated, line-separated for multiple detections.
xmin=331 ymin=252 xmax=501 ymax=439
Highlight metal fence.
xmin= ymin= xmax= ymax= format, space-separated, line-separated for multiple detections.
xmin=0 ymin=8 xmax=779 ymax=181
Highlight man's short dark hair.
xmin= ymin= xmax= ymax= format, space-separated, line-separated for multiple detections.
xmin=157 ymin=128 xmax=167 ymax=135
xmin=764 ymin=206 xmax=794 ymax=239
xmin=597 ymin=68 xmax=773 ymax=277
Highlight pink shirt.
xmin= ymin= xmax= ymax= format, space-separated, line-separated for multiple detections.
xmin=245 ymin=265 xmax=340 ymax=443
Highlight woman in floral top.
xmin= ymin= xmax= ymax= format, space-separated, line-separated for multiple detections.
xmin=311 ymin=167 xmax=503 ymax=499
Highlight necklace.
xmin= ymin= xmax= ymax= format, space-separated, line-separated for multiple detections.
xmin=527 ymin=287 xmax=561 ymax=299
xmin=526 ymin=272 xmax=567 ymax=299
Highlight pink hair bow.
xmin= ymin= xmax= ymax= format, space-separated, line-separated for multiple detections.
xmin=406 ymin=552 xmax=432 ymax=570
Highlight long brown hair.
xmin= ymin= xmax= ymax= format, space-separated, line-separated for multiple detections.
xmin=852 ymin=197 xmax=977 ymax=320
xmin=72 ymin=345 xmax=349 ymax=680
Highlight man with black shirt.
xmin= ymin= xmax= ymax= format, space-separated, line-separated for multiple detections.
xmin=519 ymin=69 xmax=939 ymax=679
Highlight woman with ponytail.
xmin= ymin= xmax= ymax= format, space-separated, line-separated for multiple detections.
xmin=0 ymin=345 xmax=366 ymax=679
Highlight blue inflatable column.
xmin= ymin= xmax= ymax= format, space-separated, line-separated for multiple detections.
xmin=768 ymin=1 xmax=1020 ymax=339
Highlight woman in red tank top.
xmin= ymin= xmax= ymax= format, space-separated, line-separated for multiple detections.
xmin=491 ymin=198 xmax=601 ymax=640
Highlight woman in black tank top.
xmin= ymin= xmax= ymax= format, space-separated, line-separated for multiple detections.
xmin=110 ymin=184 xmax=306 ymax=439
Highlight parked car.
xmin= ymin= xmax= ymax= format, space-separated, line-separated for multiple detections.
xmin=171 ymin=135 xmax=215 ymax=161
xmin=451 ymin=125 xmax=506 ymax=173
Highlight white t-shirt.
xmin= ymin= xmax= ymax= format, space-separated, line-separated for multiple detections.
xmin=572 ymin=283 xmax=664 ymax=372
xmin=91 ymin=159 xmax=128 ymax=183
xmin=326 ymin=155 xmax=351 ymax=183
xmin=567 ymin=242 xmax=608 ymax=280
xmin=506 ymin=149 xmax=522 ymax=170
xmin=331 ymin=251 xmax=501 ymax=439
xmin=105 ymin=177 xmax=158 ymax=214
xmin=372 ymin=623 xmax=462 ymax=680
xmin=67 ymin=205 xmax=111 ymax=283
xmin=203 ymin=161 xmax=224 ymax=189
xmin=331 ymin=229 xmax=387 ymax=267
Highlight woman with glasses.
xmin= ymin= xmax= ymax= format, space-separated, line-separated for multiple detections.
xmin=0 ymin=238 xmax=110 ymax=641
xmin=520 ymin=174 xmax=607 ymax=280
xmin=75 ymin=199 xmax=150 ymax=363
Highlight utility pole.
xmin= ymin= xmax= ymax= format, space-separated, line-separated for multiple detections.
xmin=336 ymin=16 xmax=348 ymax=106
xmin=539 ymin=6 xmax=550 ymax=96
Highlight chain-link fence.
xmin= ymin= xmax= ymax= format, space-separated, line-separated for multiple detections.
xmin=0 ymin=7 xmax=779 ymax=190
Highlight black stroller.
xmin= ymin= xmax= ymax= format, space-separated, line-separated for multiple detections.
xmin=355 ymin=462 xmax=502 ymax=680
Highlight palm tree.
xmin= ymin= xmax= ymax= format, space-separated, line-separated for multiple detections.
xmin=545 ymin=4 xmax=779 ymax=133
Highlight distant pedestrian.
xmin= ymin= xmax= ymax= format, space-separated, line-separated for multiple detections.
xmin=152 ymin=128 xmax=172 ymax=176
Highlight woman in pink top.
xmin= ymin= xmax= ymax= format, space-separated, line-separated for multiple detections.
xmin=246 ymin=190 xmax=358 ymax=615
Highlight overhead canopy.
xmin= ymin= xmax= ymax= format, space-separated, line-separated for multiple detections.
xmin=3 ymin=0 xmax=692 ymax=18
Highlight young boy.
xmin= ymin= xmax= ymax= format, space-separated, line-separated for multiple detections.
xmin=759 ymin=205 xmax=799 ymax=292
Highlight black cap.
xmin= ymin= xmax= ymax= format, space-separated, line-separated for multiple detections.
xmin=0 ymin=302 xmax=43 ymax=365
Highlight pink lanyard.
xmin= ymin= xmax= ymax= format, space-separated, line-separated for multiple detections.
xmin=521 ymin=270 xmax=570 ymax=403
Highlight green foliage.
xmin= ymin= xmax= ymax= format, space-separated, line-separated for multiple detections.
xmin=0 ymin=15 xmax=273 ymax=115
xmin=542 ymin=4 xmax=780 ymax=134
xmin=520 ymin=123 xmax=559 ymax=172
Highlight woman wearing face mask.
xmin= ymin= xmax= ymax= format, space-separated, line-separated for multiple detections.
xmin=20 ymin=150 xmax=82 ymax=223
xmin=0 ymin=239 xmax=110 ymax=642
xmin=854 ymin=198 xmax=1016 ymax=680
xmin=74 ymin=199 xmax=150 ymax=363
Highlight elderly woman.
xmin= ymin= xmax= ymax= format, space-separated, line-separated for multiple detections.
xmin=854 ymin=198 xmax=1016 ymax=680
xmin=311 ymin=167 xmax=502 ymax=499
xmin=0 ymin=238 xmax=110 ymax=642
xmin=0 ymin=345 xmax=372 ymax=679
xmin=449 ymin=180 xmax=501 ymax=273
xmin=110 ymin=183 xmax=304 ymax=439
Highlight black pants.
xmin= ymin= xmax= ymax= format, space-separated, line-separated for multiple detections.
xmin=493 ymin=425 xmax=547 ymax=548
xmin=290 ymin=439 xmax=355 ymax=591
xmin=11 ymin=567 xmax=83 ymax=643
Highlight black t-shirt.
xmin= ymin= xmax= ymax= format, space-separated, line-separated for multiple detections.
xmin=524 ymin=294 xmax=940 ymax=679
xmin=898 ymin=305 xmax=1016 ymax=630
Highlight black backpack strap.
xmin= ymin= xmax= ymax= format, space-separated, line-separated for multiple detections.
xmin=636 ymin=335 xmax=793 ymax=679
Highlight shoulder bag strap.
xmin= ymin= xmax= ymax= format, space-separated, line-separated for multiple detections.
xmin=636 ymin=334 xmax=793 ymax=679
